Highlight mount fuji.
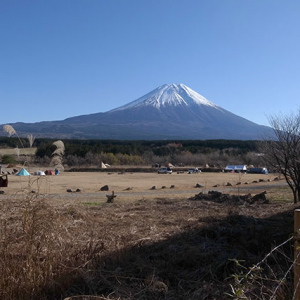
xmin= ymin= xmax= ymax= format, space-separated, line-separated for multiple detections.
xmin=2 ymin=84 xmax=273 ymax=140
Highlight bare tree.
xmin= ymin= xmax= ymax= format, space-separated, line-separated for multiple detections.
xmin=259 ymin=110 xmax=300 ymax=203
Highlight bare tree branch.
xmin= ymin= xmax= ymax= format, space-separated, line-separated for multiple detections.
xmin=259 ymin=110 xmax=300 ymax=203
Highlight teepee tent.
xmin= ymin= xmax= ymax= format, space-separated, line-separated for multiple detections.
xmin=100 ymin=162 xmax=107 ymax=169
xmin=16 ymin=168 xmax=30 ymax=176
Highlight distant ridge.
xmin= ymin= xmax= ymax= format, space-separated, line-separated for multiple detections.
xmin=1 ymin=84 xmax=273 ymax=140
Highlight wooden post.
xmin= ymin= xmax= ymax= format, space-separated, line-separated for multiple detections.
xmin=294 ymin=209 xmax=300 ymax=299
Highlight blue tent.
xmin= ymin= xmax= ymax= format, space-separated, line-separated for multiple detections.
xmin=16 ymin=168 xmax=30 ymax=176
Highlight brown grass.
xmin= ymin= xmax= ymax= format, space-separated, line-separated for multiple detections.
xmin=0 ymin=147 xmax=37 ymax=156
xmin=1 ymin=169 xmax=286 ymax=201
xmin=0 ymin=170 xmax=296 ymax=300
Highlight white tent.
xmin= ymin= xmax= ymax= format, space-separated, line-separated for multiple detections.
xmin=34 ymin=170 xmax=46 ymax=176
xmin=100 ymin=162 xmax=107 ymax=169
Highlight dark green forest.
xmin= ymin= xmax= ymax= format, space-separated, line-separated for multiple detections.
xmin=35 ymin=139 xmax=257 ymax=157
xmin=0 ymin=137 xmax=264 ymax=168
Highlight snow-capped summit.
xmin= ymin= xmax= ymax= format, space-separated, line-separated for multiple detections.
xmin=111 ymin=83 xmax=219 ymax=111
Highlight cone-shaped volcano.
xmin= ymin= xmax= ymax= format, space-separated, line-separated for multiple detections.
xmin=2 ymin=84 xmax=273 ymax=140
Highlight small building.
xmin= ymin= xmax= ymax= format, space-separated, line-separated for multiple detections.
xmin=224 ymin=165 xmax=247 ymax=173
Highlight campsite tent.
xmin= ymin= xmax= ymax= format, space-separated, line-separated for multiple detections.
xmin=45 ymin=170 xmax=55 ymax=175
xmin=16 ymin=168 xmax=30 ymax=176
xmin=34 ymin=170 xmax=46 ymax=176
xmin=100 ymin=162 xmax=107 ymax=169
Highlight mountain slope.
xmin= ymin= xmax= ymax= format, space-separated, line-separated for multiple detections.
xmin=1 ymin=84 xmax=273 ymax=140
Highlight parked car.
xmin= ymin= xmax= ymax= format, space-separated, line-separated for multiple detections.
xmin=157 ymin=167 xmax=172 ymax=174
xmin=187 ymin=168 xmax=201 ymax=174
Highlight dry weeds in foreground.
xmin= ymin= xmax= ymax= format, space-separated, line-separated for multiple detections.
xmin=0 ymin=183 xmax=297 ymax=300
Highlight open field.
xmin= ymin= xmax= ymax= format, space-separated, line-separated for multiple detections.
xmin=0 ymin=168 xmax=297 ymax=300
xmin=0 ymin=168 xmax=287 ymax=203
xmin=0 ymin=147 xmax=37 ymax=156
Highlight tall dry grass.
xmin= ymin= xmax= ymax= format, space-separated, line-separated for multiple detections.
xmin=27 ymin=134 xmax=36 ymax=148
xmin=0 ymin=177 xmax=295 ymax=300
xmin=50 ymin=140 xmax=65 ymax=171
xmin=3 ymin=124 xmax=29 ymax=166
xmin=0 ymin=189 xmax=105 ymax=300
xmin=3 ymin=125 xmax=25 ymax=150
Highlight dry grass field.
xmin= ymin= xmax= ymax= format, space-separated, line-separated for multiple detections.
xmin=0 ymin=167 xmax=286 ymax=203
xmin=0 ymin=147 xmax=36 ymax=156
xmin=0 ymin=168 xmax=297 ymax=300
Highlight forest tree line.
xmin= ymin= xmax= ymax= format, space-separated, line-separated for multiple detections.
xmin=0 ymin=137 xmax=264 ymax=168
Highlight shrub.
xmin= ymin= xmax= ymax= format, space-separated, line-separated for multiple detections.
xmin=1 ymin=154 xmax=16 ymax=164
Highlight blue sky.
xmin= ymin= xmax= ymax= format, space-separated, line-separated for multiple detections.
xmin=1 ymin=0 xmax=299 ymax=126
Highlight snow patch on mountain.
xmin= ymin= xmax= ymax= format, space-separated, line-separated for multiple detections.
xmin=110 ymin=83 xmax=220 ymax=112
